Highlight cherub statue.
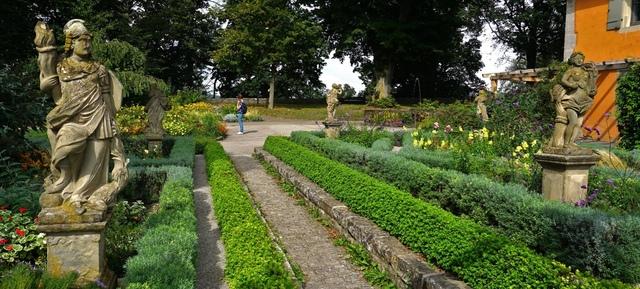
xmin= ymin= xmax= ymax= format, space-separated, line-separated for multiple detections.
xmin=34 ymin=20 xmax=128 ymax=217
xmin=547 ymin=52 xmax=598 ymax=151
xmin=326 ymin=83 xmax=342 ymax=122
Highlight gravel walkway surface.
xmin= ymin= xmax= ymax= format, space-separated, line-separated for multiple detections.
xmin=194 ymin=155 xmax=228 ymax=289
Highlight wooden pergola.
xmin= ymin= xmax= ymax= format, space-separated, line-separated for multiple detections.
xmin=482 ymin=58 xmax=640 ymax=92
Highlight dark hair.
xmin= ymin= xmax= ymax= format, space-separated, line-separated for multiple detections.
xmin=236 ymin=94 xmax=244 ymax=99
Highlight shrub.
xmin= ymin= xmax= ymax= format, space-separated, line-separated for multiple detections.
xmin=169 ymin=88 xmax=206 ymax=106
xmin=338 ymin=126 xmax=393 ymax=147
xmin=289 ymin=131 xmax=640 ymax=283
xmin=415 ymin=100 xmax=479 ymax=130
xmin=124 ymin=167 xmax=197 ymax=289
xmin=0 ymin=151 xmax=41 ymax=214
xmin=0 ymin=264 xmax=103 ymax=289
xmin=264 ymin=136 xmax=628 ymax=288
xmin=163 ymin=106 xmax=196 ymax=136
xmin=616 ymin=63 xmax=640 ymax=150
xmin=367 ymin=97 xmax=398 ymax=108
xmin=204 ymin=141 xmax=296 ymax=288
xmin=116 ymin=105 xmax=148 ymax=135
xmin=371 ymin=137 xmax=393 ymax=151
xmin=128 ymin=136 xmax=195 ymax=168
xmin=105 ymin=200 xmax=147 ymax=276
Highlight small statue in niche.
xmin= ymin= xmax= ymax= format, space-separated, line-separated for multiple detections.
xmin=34 ymin=19 xmax=128 ymax=217
xmin=547 ymin=52 xmax=598 ymax=152
xmin=326 ymin=83 xmax=342 ymax=123
xmin=144 ymin=84 xmax=170 ymax=137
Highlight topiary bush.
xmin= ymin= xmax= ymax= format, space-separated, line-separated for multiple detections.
xmin=616 ymin=63 xmax=640 ymax=150
xmin=371 ymin=137 xmax=393 ymax=151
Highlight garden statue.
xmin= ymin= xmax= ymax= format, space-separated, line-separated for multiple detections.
xmin=34 ymin=19 xmax=127 ymax=287
xmin=547 ymin=52 xmax=598 ymax=153
xmin=535 ymin=51 xmax=600 ymax=205
xmin=145 ymin=85 xmax=170 ymax=137
xmin=475 ymin=87 xmax=493 ymax=122
xmin=326 ymin=83 xmax=342 ymax=122
xmin=34 ymin=19 xmax=128 ymax=219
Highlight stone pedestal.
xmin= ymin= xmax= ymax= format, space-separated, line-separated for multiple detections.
xmin=37 ymin=221 xmax=116 ymax=288
xmin=322 ymin=121 xmax=343 ymax=139
xmin=534 ymin=153 xmax=600 ymax=203
xmin=145 ymin=133 xmax=163 ymax=153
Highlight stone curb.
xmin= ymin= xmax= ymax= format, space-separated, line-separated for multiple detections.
xmin=255 ymin=147 xmax=470 ymax=289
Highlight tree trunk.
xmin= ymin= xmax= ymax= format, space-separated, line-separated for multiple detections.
xmin=374 ymin=63 xmax=393 ymax=99
xmin=268 ymin=75 xmax=275 ymax=109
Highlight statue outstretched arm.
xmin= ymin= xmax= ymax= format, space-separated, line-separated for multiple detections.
xmin=34 ymin=21 xmax=61 ymax=104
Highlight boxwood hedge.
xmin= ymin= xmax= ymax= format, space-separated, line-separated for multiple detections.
xmin=289 ymin=131 xmax=640 ymax=284
xmin=264 ymin=136 xmax=628 ymax=289
xmin=204 ymin=141 xmax=296 ymax=288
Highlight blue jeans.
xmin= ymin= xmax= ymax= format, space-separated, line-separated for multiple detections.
xmin=237 ymin=113 xmax=244 ymax=132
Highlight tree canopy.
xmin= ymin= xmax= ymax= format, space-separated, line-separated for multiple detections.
xmin=212 ymin=0 xmax=328 ymax=107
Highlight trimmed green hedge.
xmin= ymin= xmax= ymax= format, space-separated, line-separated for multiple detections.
xmin=204 ymin=141 xmax=296 ymax=288
xmin=264 ymin=136 xmax=628 ymax=289
xmin=128 ymin=136 xmax=195 ymax=168
xmin=125 ymin=166 xmax=197 ymax=289
xmin=290 ymin=131 xmax=640 ymax=283
xmin=371 ymin=137 xmax=393 ymax=151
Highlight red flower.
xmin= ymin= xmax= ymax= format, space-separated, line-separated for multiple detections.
xmin=0 ymin=239 xmax=7 ymax=245
xmin=15 ymin=228 xmax=25 ymax=237
xmin=5 ymin=245 xmax=13 ymax=251
xmin=0 ymin=216 xmax=3 ymax=222
xmin=18 ymin=207 xmax=28 ymax=214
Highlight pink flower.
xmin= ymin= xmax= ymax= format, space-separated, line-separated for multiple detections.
xmin=433 ymin=122 xmax=440 ymax=129
xmin=444 ymin=125 xmax=452 ymax=133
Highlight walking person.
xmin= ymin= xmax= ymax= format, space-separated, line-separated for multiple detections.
xmin=236 ymin=94 xmax=247 ymax=135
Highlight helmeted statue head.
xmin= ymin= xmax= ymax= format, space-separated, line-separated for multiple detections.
xmin=63 ymin=19 xmax=91 ymax=55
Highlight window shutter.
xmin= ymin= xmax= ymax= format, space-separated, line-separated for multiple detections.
xmin=608 ymin=0 xmax=623 ymax=30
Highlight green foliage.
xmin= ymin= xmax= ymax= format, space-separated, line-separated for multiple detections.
xmin=616 ymin=63 xmax=640 ymax=150
xmin=333 ymin=238 xmax=397 ymax=289
xmin=264 ymin=136 xmax=629 ymax=288
xmin=289 ymin=131 xmax=640 ymax=283
xmin=125 ymin=168 xmax=197 ymax=289
xmin=169 ymin=88 xmax=207 ymax=106
xmin=105 ymin=200 xmax=147 ymax=276
xmin=0 ymin=264 xmax=103 ymax=289
xmin=0 ymin=151 xmax=41 ymax=214
xmin=0 ymin=209 xmax=45 ymax=266
xmin=213 ymin=0 xmax=328 ymax=100
xmin=338 ymin=126 xmax=393 ymax=147
xmin=371 ymin=138 xmax=393 ymax=151
xmin=116 ymin=105 xmax=149 ymax=135
xmin=589 ymin=167 xmax=640 ymax=215
xmin=416 ymin=100 xmax=480 ymax=130
xmin=367 ymin=97 xmax=398 ymax=108
xmin=128 ymin=137 xmax=195 ymax=168
xmin=203 ymin=141 xmax=296 ymax=288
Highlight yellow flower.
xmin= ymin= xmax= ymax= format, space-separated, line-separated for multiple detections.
xmin=523 ymin=153 xmax=530 ymax=159
xmin=431 ymin=130 xmax=438 ymax=134
xmin=412 ymin=131 xmax=418 ymax=137
xmin=521 ymin=141 xmax=529 ymax=149
xmin=488 ymin=140 xmax=493 ymax=145
xmin=413 ymin=139 xmax=418 ymax=147
xmin=532 ymin=139 xmax=538 ymax=146
xmin=403 ymin=125 xmax=407 ymax=131
xmin=515 ymin=146 xmax=523 ymax=152
xmin=510 ymin=134 xmax=515 ymax=140
xmin=458 ymin=126 xmax=463 ymax=132
xmin=426 ymin=139 xmax=433 ymax=146
xmin=491 ymin=131 xmax=497 ymax=137
xmin=440 ymin=140 xmax=447 ymax=147
xmin=512 ymin=152 xmax=517 ymax=157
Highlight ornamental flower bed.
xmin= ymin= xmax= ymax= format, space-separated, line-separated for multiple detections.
xmin=0 ymin=208 xmax=45 ymax=266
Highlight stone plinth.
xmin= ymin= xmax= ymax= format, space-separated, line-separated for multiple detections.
xmin=37 ymin=221 xmax=115 ymax=288
xmin=534 ymin=153 xmax=600 ymax=203
xmin=322 ymin=121 xmax=343 ymax=139
xmin=145 ymin=132 xmax=163 ymax=152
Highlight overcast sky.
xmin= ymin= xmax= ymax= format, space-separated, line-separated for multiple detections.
xmin=319 ymin=25 xmax=515 ymax=93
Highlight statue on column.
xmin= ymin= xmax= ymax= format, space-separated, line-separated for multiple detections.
xmin=546 ymin=52 xmax=598 ymax=153
xmin=475 ymin=87 xmax=493 ymax=122
xmin=144 ymin=84 xmax=170 ymax=138
xmin=326 ymin=83 xmax=342 ymax=123
xmin=34 ymin=19 xmax=128 ymax=218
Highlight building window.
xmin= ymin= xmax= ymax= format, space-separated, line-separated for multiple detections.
xmin=631 ymin=0 xmax=640 ymax=26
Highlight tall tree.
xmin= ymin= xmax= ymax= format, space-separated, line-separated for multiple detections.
xmin=300 ymin=0 xmax=485 ymax=100
xmin=213 ymin=0 xmax=327 ymax=108
xmin=479 ymin=0 xmax=566 ymax=69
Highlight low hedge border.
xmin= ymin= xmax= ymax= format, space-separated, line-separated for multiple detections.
xmin=204 ymin=141 xmax=296 ymax=288
xmin=124 ymin=165 xmax=197 ymax=289
xmin=128 ymin=136 xmax=195 ymax=168
xmin=290 ymin=131 xmax=640 ymax=284
xmin=256 ymin=147 xmax=469 ymax=289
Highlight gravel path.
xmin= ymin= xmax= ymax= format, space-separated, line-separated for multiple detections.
xmin=220 ymin=120 xmax=373 ymax=289
xmin=193 ymin=155 xmax=228 ymax=289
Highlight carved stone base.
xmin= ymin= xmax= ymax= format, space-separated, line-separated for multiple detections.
xmin=38 ymin=221 xmax=115 ymax=288
xmin=145 ymin=133 xmax=163 ymax=153
xmin=534 ymin=153 xmax=600 ymax=203
xmin=38 ymin=203 xmax=106 ymax=225
xmin=322 ymin=121 xmax=343 ymax=139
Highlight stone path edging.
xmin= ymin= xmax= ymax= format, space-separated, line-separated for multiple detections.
xmin=256 ymin=147 xmax=470 ymax=289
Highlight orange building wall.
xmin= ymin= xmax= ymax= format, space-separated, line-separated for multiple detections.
xmin=571 ymin=0 xmax=640 ymax=141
